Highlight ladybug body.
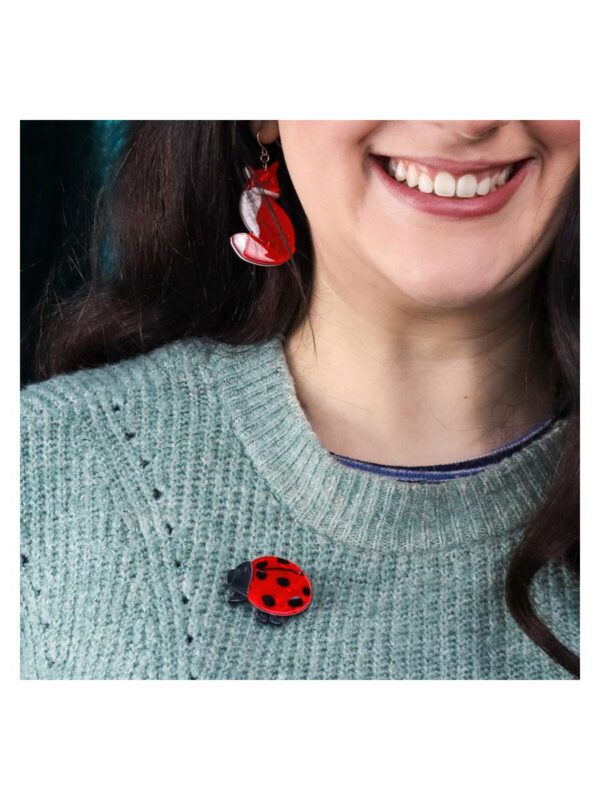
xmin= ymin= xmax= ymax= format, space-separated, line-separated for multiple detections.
xmin=225 ymin=555 xmax=312 ymax=625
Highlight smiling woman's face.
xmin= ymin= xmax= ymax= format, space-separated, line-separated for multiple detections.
xmin=276 ymin=120 xmax=580 ymax=309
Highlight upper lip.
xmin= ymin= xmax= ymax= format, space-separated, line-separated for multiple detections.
xmin=374 ymin=154 xmax=530 ymax=172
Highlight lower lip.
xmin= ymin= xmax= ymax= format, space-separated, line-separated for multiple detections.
xmin=371 ymin=155 xmax=536 ymax=219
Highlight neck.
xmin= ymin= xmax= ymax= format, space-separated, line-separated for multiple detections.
xmin=283 ymin=268 xmax=554 ymax=467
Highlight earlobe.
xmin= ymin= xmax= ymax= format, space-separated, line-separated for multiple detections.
xmin=248 ymin=120 xmax=279 ymax=144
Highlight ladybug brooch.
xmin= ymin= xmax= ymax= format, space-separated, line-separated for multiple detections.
xmin=224 ymin=555 xmax=313 ymax=625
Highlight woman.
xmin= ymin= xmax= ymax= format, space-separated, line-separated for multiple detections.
xmin=20 ymin=120 xmax=580 ymax=679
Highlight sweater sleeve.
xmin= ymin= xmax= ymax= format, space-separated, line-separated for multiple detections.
xmin=20 ymin=383 xmax=95 ymax=679
xmin=20 ymin=396 xmax=51 ymax=679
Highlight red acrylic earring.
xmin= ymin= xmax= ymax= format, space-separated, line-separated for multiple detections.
xmin=230 ymin=130 xmax=296 ymax=267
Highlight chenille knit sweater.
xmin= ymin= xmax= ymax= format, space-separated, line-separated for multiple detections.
xmin=20 ymin=334 xmax=579 ymax=679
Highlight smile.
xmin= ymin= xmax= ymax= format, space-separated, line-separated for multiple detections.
xmin=385 ymin=156 xmax=518 ymax=197
xmin=371 ymin=154 xmax=536 ymax=219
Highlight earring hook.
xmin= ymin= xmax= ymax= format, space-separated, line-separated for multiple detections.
xmin=256 ymin=129 xmax=270 ymax=169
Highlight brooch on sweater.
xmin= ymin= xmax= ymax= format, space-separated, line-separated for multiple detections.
xmin=224 ymin=555 xmax=313 ymax=625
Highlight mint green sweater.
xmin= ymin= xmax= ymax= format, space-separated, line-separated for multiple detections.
xmin=20 ymin=334 xmax=579 ymax=679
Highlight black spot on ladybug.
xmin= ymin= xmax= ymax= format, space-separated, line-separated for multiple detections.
xmin=256 ymin=570 xmax=267 ymax=579
xmin=256 ymin=560 xmax=268 ymax=569
xmin=262 ymin=594 xmax=276 ymax=607
xmin=276 ymin=558 xmax=289 ymax=564
xmin=288 ymin=597 xmax=304 ymax=608
xmin=276 ymin=576 xmax=290 ymax=587
xmin=302 ymin=586 xmax=311 ymax=596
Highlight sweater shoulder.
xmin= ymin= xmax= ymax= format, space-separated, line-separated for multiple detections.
xmin=20 ymin=336 xmax=223 ymax=424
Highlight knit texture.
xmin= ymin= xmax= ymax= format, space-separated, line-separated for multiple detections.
xmin=20 ymin=334 xmax=580 ymax=679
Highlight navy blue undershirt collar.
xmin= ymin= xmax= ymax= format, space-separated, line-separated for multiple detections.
xmin=329 ymin=411 xmax=565 ymax=484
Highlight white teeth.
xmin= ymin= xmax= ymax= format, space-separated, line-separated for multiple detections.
xmin=418 ymin=173 xmax=434 ymax=193
xmin=496 ymin=165 xmax=510 ymax=186
xmin=456 ymin=174 xmax=477 ymax=197
xmin=394 ymin=161 xmax=406 ymax=181
xmin=385 ymin=157 xmax=517 ymax=199
xmin=406 ymin=163 xmax=419 ymax=188
xmin=476 ymin=176 xmax=491 ymax=195
xmin=433 ymin=172 xmax=455 ymax=197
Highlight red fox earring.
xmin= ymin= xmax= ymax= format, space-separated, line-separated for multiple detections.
xmin=230 ymin=129 xmax=296 ymax=267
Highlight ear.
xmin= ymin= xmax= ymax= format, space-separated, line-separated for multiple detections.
xmin=248 ymin=120 xmax=280 ymax=144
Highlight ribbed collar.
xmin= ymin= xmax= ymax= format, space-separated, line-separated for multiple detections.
xmin=206 ymin=333 xmax=567 ymax=553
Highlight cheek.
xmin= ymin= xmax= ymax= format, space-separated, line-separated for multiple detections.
xmin=527 ymin=120 xmax=580 ymax=151
xmin=280 ymin=120 xmax=377 ymax=160
xmin=281 ymin=124 xmax=375 ymax=229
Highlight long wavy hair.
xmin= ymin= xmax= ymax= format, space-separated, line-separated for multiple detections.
xmin=33 ymin=121 xmax=580 ymax=678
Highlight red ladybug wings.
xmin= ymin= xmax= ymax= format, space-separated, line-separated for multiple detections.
xmin=247 ymin=555 xmax=312 ymax=617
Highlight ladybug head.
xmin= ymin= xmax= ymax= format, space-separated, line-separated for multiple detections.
xmin=225 ymin=561 xmax=252 ymax=596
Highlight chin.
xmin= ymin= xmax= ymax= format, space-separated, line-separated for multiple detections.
xmin=379 ymin=252 xmax=522 ymax=309
xmin=389 ymin=270 xmax=513 ymax=310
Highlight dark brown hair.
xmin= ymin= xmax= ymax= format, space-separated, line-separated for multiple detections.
xmin=33 ymin=121 xmax=580 ymax=677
